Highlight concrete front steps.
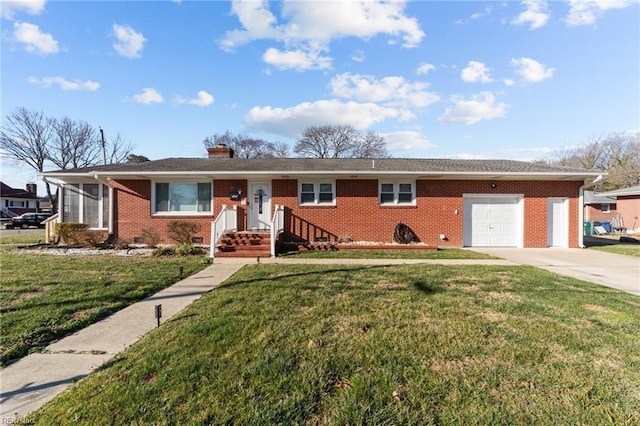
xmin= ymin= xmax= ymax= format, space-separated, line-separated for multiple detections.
xmin=215 ymin=231 xmax=272 ymax=258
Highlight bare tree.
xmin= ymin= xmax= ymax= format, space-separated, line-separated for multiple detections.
xmin=545 ymin=132 xmax=640 ymax=190
xmin=103 ymin=133 xmax=134 ymax=164
xmin=203 ymin=130 xmax=287 ymax=158
xmin=51 ymin=116 xmax=100 ymax=169
xmin=1 ymin=108 xmax=134 ymax=211
xmin=294 ymin=124 xmax=389 ymax=158
xmin=0 ymin=108 xmax=57 ymax=207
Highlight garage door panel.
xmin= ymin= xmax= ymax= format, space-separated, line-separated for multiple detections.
xmin=464 ymin=197 xmax=521 ymax=247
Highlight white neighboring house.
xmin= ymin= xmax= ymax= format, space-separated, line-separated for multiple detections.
xmin=0 ymin=181 xmax=40 ymax=218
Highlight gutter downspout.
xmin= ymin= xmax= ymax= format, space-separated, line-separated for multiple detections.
xmin=579 ymin=184 xmax=585 ymax=248
xmin=580 ymin=174 xmax=604 ymax=248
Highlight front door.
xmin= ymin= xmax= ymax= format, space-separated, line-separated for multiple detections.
xmin=248 ymin=182 xmax=271 ymax=230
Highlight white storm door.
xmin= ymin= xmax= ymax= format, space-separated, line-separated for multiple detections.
xmin=548 ymin=198 xmax=568 ymax=247
xmin=248 ymin=182 xmax=271 ymax=230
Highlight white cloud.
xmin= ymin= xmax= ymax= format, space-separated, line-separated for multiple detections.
xmin=510 ymin=57 xmax=554 ymax=82
xmin=511 ymin=0 xmax=550 ymax=30
xmin=112 ymin=24 xmax=146 ymax=58
xmin=245 ymin=99 xmax=414 ymax=137
xmin=132 ymin=88 xmax=163 ymax=104
xmin=330 ymin=72 xmax=440 ymax=108
xmin=417 ymin=63 xmax=435 ymax=75
xmin=1 ymin=0 xmax=45 ymax=19
xmin=27 ymin=76 xmax=100 ymax=91
xmin=263 ymin=47 xmax=332 ymax=71
xmin=382 ymin=131 xmax=436 ymax=152
xmin=178 ymin=90 xmax=215 ymax=107
xmin=351 ymin=50 xmax=366 ymax=63
xmin=221 ymin=0 xmax=424 ymax=70
xmin=438 ymin=92 xmax=507 ymax=125
xmin=12 ymin=22 xmax=58 ymax=55
xmin=565 ymin=0 xmax=632 ymax=26
xmin=461 ymin=61 xmax=493 ymax=83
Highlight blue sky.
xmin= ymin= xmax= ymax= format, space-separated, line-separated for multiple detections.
xmin=2 ymin=0 xmax=639 ymax=194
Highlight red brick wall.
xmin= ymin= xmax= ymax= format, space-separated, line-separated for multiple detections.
xmin=584 ymin=204 xmax=618 ymax=223
xmin=272 ymin=179 xmax=583 ymax=248
xmin=616 ymin=196 xmax=640 ymax=231
xmin=110 ymin=178 xmax=584 ymax=248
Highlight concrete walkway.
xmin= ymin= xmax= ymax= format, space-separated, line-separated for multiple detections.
xmin=0 ymin=261 xmax=243 ymax=421
xmin=1 ymin=252 xmax=637 ymax=420
xmin=471 ymin=248 xmax=640 ymax=296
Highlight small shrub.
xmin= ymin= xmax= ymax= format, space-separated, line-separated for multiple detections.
xmin=78 ymin=231 xmax=106 ymax=248
xmin=54 ymin=223 xmax=89 ymax=245
xmin=111 ymin=237 xmax=131 ymax=250
xmin=152 ymin=246 xmax=175 ymax=257
xmin=140 ymin=227 xmax=161 ymax=248
xmin=175 ymin=243 xmax=206 ymax=256
xmin=167 ymin=221 xmax=200 ymax=245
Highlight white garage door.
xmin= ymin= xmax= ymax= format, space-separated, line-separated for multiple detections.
xmin=463 ymin=197 xmax=521 ymax=247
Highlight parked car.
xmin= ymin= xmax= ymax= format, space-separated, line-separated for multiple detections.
xmin=4 ymin=213 xmax=52 ymax=229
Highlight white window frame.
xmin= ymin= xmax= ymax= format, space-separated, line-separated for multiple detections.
xmin=379 ymin=181 xmax=416 ymax=206
xmin=152 ymin=181 xmax=213 ymax=216
xmin=8 ymin=200 xmax=26 ymax=208
xmin=298 ymin=181 xmax=336 ymax=206
xmin=63 ymin=183 xmax=108 ymax=229
xmin=600 ymin=203 xmax=610 ymax=214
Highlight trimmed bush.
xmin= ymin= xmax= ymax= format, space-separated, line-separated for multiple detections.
xmin=54 ymin=223 xmax=89 ymax=245
xmin=140 ymin=227 xmax=160 ymax=248
xmin=167 ymin=221 xmax=200 ymax=245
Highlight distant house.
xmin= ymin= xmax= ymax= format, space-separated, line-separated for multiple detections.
xmin=0 ymin=182 xmax=40 ymax=217
xmin=584 ymin=190 xmax=617 ymax=223
xmin=41 ymin=146 xmax=603 ymax=255
xmin=596 ymin=186 xmax=640 ymax=233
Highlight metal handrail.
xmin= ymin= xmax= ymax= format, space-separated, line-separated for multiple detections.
xmin=209 ymin=205 xmax=238 ymax=258
xmin=270 ymin=204 xmax=285 ymax=257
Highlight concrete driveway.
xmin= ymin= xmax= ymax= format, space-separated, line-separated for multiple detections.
xmin=471 ymin=248 xmax=640 ymax=296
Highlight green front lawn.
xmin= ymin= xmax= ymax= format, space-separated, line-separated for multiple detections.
xmin=280 ymin=247 xmax=494 ymax=259
xmin=590 ymin=244 xmax=640 ymax=257
xmin=0 ymin=253 xmax=209 ymax=367
xmin=31 ymin=264 xmax=640 ymax=425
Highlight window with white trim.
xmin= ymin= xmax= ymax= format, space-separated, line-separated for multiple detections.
xmin=379 ymin=182 xmax=415 ymax=205
xmin=8 ymin=200 xmax=27 ymax=208
xmin=62 ymin=183 xmax=109 ymax=228
xmin=299 ymin=181 xmax=335 ymax=205
xmin=153 ymin=182 xmax=212 ymax=214
xmin=600 ymin=203 xmax=610 ymax=213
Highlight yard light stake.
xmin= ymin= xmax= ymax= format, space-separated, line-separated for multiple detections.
xmin=155 ymin=304 xmax=162 ymax=327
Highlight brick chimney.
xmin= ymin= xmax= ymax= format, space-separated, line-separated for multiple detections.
xmin=207 ymin=144 xmax=235 ymax=158
xmin=26 ymin=183 xmax=37 ymax=196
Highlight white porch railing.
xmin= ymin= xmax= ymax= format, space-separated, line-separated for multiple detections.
xmin=209 ymin=205 xmax=237 ymax=258
xmin=42 ymin=213 xmax=60 ymax=244
xmin=270 ymin=204 xmax=285 ymax=258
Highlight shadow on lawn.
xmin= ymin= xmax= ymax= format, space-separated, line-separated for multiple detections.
xmin=218 ymin=264 xmax=445 ymax=295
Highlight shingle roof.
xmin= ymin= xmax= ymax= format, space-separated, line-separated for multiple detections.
xmin=596 ymin=185 xmax=640 ymax=197
xmin=0 ymin=182 xmax=37 ymax=199
xmin=43 ymin=157 xmax=602 ymax=177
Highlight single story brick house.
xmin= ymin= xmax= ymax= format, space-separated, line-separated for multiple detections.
xmin=595 ymin=186 xmax=640 ymax=233
xmin=41 ymin=146 xmax=603 ymax=256
xmin=584 ymin=190 xmax=617 ymax=223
